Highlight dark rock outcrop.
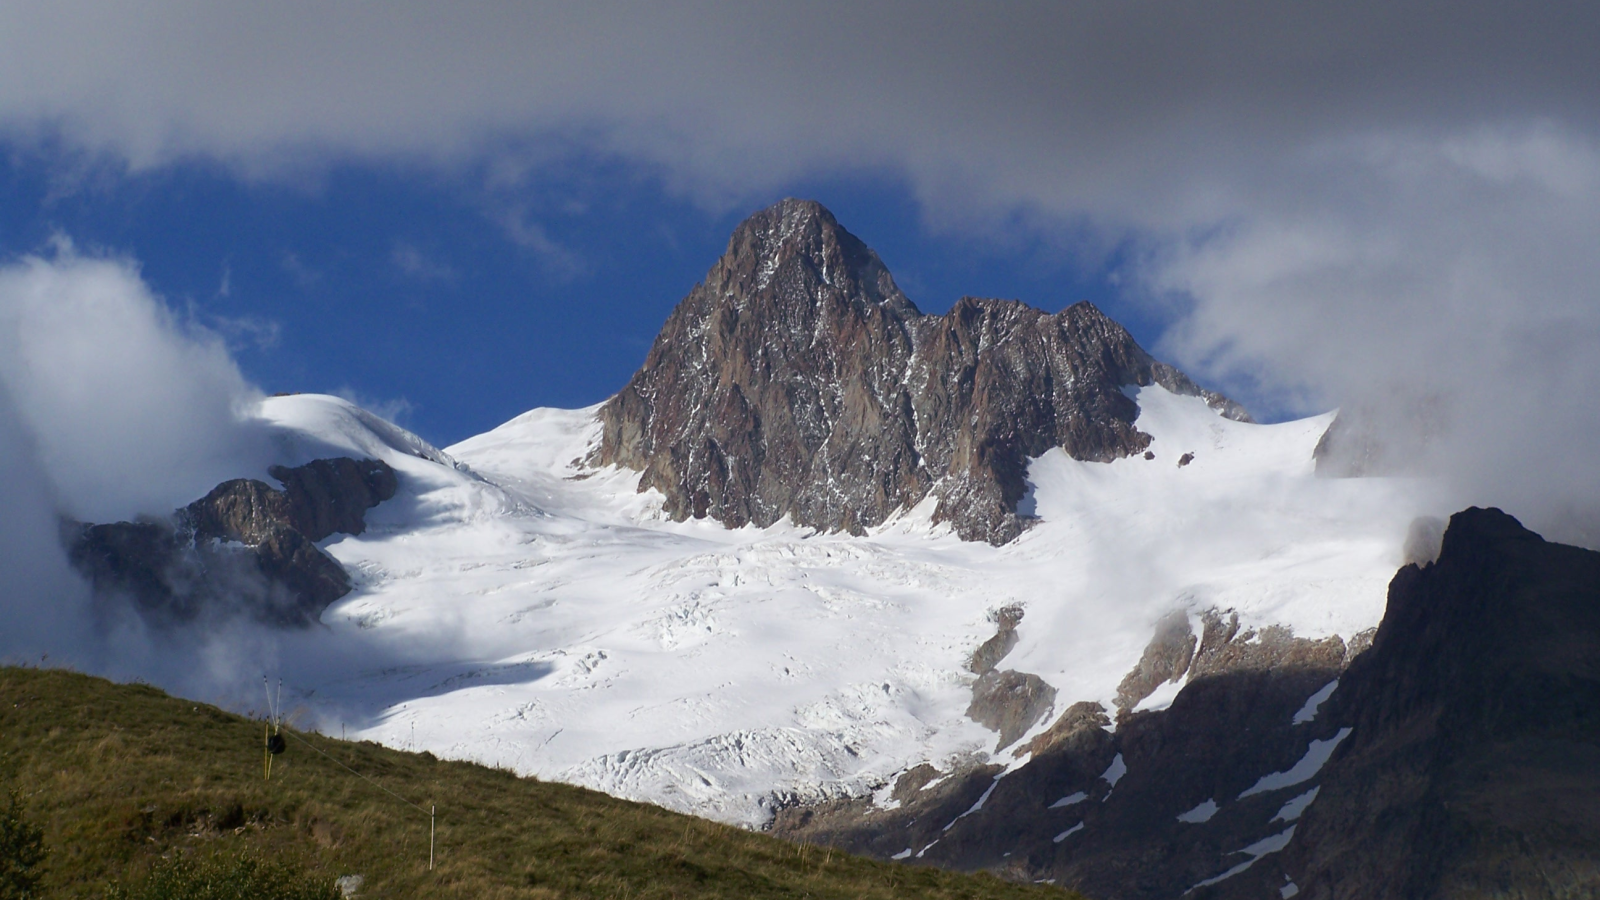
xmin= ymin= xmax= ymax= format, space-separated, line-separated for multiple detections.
xmin=963 ymin=605 xmax=1056 ymax=750
xmin=185 ymin=457 xmax=397 ymax=545
xmin=595 ymin=198 xmax=1248 ymax=544
xmin=68 ymin=458 xmax=397 ymax=628
xmin=774 ymin=609 xmax=1349 ymax=898
xmin=969 ymin=605 xmax=1025 ymax=676
xmin=1274 ymin=508 xmax=1600 ymax=899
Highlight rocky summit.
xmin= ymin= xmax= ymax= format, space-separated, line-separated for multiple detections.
xmin=68 ymin=457 xmax=397 ymax=627
xmin=595 ymin=198 xmax=1248 ymax=544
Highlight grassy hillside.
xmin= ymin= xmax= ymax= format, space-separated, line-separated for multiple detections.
xmin=0 ymin=666 xmax=1081 ymax=899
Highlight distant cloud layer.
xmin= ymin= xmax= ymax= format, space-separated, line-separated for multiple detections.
xmin=1 ymin=1 xmax=1598 ymax=535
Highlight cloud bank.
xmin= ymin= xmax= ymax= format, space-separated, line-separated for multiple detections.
xmin=0 ymin=245 xmax=276 ymax=675
xmin=0 ymin=2 xmax=1597 ymax=537
xmin=0 ymin=245 xmax=269 ymax=522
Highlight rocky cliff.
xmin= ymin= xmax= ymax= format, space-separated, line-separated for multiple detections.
xmin=595 ymin=199 xmax=1248 ymax=544
xmin=1276 ymin=507 xmax=1600 ymax=899
xmin=68 ymin=457 xmax=397 ymax=627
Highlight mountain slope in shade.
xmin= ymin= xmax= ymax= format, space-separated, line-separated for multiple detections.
xmin=767 ymin=512 xmax=1600 ymax=900
xmin=595 ymin=198 xmax=1247 ymax=544
xmin=1269 ymin=507 xmax=1600 ymax=899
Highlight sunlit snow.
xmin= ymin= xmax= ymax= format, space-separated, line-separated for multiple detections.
xmin=226 ymin=385 xmax=1427 ymax=827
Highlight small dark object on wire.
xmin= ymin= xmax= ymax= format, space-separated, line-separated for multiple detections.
xmin=263 ymin=676 xmax=285 ymax=779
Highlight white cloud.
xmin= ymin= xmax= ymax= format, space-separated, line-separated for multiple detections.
xmin=333 ymin=386 xmax=415 ymax=425
xmin=0 ymin=243 xmax=271 ymax=522
xmin=1144 ymin=126 xmax=1600 ymax=542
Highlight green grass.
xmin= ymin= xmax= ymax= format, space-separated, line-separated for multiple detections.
xmin=1 ymin=666 xmax=1081 ymax=899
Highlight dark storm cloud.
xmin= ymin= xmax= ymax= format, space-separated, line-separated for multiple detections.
xmin=0 ymin=1 xmax=1598 ymax=539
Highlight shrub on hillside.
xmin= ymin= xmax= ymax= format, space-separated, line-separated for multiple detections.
xmin=0 ymin=790 xmax=47 ymax=900
xmin=106 ymin=854 xmax=339 ymax=900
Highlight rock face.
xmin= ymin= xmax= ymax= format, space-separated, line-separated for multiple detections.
xmin=1276 ymin=508 xmax=1600 ymax=899
xmin=67 ymin=458 xmax=397 ymax=627
xmin=1312 ymin=397 xmax=1446 ymax=478
xmin=595 ymin=198 xmax=1248 ymax=544
xmin=185 ymin=458 xmax=397 ymax=545
xmin=966 ymin=606 xmax=1057 ymax=751
xmin=772 ymin=606 xmax=1351 ymax=898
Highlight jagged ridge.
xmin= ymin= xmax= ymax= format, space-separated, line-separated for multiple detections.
xmin=596 ymin=198 xmax=1248 ymax=544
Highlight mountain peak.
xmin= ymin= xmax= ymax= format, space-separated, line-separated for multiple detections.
xmin=595 ymin=201 xmax=1247 ymax=543
xmin=708 ymin=198 xmax=915 ymax=314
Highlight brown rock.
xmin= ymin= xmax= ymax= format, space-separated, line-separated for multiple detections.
xmin=595 ymin=198 xmax=1248 ymax=545
xmin=1113 ymin=609 xmax=1198 ymax=712
xmin=967 ymin=668 xmax=1058 ymax=752
xmin=67 ymin=457 xmax=397 ymax=628
xmin=1022 ymin=700 xmax=1113 ymax=758
xmin=968 ymin=605 xmax=1024 ymax=676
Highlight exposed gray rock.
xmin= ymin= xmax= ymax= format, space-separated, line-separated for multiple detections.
xmin=967 ymin=668 xmax=1058 ymax=752
xmin=968 ymin=605 xmax=1025 ymax=676
xmin=595 ymin=198 xmax=1248 ymax=544
xmin=67 ymin=457 xmax=397 ymax=627
xmin=1113 ymin=609 xmax=1197 ymax=712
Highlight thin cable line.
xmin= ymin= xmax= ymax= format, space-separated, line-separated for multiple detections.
xmin=281 ymin=728 xmax=429 ymax=816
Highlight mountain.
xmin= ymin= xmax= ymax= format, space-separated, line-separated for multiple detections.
xmin=59 ymin=200 xmax=1452 ymax=899
xmin=595 ymin=198 xmax=1247 ymax=545
xmin=69 ymin=457 xmax=398 ymax=626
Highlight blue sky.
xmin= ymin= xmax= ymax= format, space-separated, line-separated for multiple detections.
xmin=0 ymin=149 xmax=1147 ymax=446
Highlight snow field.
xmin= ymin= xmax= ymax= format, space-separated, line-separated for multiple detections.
xmin=231 ymin=387 xmax=1430 ymax=827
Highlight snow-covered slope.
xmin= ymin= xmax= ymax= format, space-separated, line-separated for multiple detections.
xmin=242 ymin=388 xmax=1432 ymax=828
